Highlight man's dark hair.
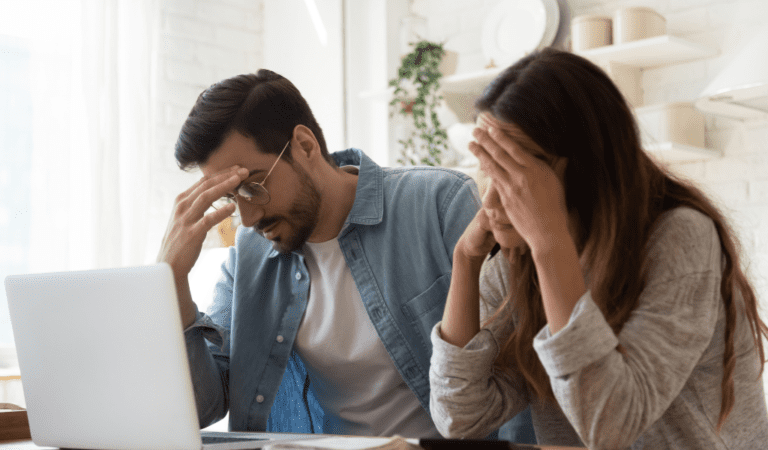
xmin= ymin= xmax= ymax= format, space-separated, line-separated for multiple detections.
xmin=175 ymin=69 xmax=332 ymax=170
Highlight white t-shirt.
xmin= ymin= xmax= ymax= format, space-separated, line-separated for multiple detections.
xmin=294 ymin=237 xmax=440 ymax=438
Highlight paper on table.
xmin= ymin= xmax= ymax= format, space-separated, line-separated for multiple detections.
xmin=262 ymin=435 xmax=422 ymax=450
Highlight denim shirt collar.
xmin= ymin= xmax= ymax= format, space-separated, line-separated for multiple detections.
xmin=266 ymin=148 xmax=383 ymax=259
xmin=333 ymin=148 xmax=384 ymax=227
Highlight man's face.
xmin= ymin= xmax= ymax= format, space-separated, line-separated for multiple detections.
xmin=201 ymin=131 xmax=321 ymax=254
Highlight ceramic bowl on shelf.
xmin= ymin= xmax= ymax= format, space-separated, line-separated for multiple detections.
xmin=613 ymin=7 xmax=666 ymax=45
xmin=634 ymin=102 xmax=705 ymax=149
xmin=571 ymin=14 xmax=612 ymax=51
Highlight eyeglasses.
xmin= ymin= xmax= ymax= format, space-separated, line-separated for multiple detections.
xmin=212 ymin=139 xmax=291 ymax=216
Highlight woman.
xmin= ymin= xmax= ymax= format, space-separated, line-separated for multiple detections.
xmin=429 ymin=48 xmax=768 ymax=449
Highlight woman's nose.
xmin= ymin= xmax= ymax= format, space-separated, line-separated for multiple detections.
xmin=482 ymin=184 xmax=500 ymax=208
xmin=482 ymin=187 xmax=504 ymax=222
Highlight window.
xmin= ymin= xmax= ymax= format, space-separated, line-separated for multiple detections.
xmin=0 ymin=34 xmax=32 ymax=367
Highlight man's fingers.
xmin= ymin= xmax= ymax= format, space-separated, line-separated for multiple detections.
xmin=180 ymin=168 xmax=248 ymax=219
xmin=178 ymin=165 xmax=241 ymax=200
xmin=196 ymin=202 xmax=237 ymax=234
xmin=187 ymin=173 xmax=243 ymax=219
xmin=187 ymin=166 xmax=247 ymax=202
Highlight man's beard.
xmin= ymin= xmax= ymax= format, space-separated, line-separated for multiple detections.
xmin=256 ymin=164 xmax=321 ymax=254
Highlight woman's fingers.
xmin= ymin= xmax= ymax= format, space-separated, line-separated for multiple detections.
xmin=457 ymin=209 xmax=498 ymax=260
xmin=471 ymin=126 xmax=527 ymax=175
xmin=469 ymin=141 xmax=508 ymax=183
xmin=486 ymin=126 xmax=536 ymax=168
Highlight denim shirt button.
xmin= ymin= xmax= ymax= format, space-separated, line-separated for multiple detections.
xmin=256 ymin=395 xmax=265 ymax=403
xmin=276 ymin=335 xmax=284 ymax=343
xmin=295 ymin=271 xmax=302 ymax=281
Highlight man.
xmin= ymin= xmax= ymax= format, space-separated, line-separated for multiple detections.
xmin=156 ymin=69 xmax=481 ymax=437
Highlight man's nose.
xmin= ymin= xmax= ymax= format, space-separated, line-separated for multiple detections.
xmin=238 ymin=201 xmax=265 ymax=228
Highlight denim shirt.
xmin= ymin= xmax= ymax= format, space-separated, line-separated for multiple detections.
xmin=184 ymin=148 xmax=481 ymax=434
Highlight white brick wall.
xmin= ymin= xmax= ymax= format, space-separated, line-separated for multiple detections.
xmin=150 ymin=2 xmax=263 ymax=429
xmin=149 ymin=0 xmax=264 ymax=257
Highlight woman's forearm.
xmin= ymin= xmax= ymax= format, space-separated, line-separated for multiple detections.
xmin=531 ymin=234 xmax=586 ymax=335
xmin=440 ymin=251 xmax=486 ymax=348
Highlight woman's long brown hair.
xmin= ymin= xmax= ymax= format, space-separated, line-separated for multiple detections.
xmin=477 ymin=48 xmax=768 ymax=431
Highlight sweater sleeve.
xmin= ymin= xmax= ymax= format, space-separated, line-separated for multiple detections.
xmin=429 ymin=254 xmax=530 ymax=438
xmin=533 ymin=208 xmax=723 ymax=449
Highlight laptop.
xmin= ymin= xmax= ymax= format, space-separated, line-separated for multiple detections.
xmin=4 ymin=263 xmax=312 ymax=450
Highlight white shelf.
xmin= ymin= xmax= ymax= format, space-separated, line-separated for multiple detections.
xmin=372 ymin=36 xmax=717 ymax=99
xmin=440 ymin=67 xmax=505 ymax=94
xmin=359 ymin=66 xmax=505 ymax=99
xmin=576 ymin=35 xmax=718 ymax=69
xmin=644 ymin=142 xmax=721 ymax=162
xmin=578 ymin=35 xmax=720 ymax=162
xmin=381 ymin=36 xmax=722 ymax=164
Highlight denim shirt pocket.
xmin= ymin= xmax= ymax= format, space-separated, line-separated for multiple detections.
xmin=401 ymin=272 xmax=451 ymax=355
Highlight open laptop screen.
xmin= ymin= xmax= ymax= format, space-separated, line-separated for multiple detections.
xmin=5 ymin=264 xmax=204 ymax=449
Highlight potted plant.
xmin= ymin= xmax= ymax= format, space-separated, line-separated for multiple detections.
xmin=389 ymin=40 xmax=451 ymax=166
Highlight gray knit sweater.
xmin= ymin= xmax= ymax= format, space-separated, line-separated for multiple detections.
xmin=429 ymin=207 xmax=768 ymax=449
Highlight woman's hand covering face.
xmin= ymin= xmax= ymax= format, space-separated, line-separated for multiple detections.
xmin=469 ymin=114 xmax=571 ymax=256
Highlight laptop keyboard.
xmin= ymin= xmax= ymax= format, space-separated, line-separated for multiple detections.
xmin=201 ymin=431 xmax=268 ymax=444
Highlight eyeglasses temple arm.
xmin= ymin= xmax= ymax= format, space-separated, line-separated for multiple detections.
xmin=262 ymin=140 xmax=290 ymax=182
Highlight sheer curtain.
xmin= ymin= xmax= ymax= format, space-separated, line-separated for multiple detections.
xmin=28 ymin=0 xmax=159 ymax=272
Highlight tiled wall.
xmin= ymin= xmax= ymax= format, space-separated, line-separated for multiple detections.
xmin=419 ymin=0 xmax=768 ymax=306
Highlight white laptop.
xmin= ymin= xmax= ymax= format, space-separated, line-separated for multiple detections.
xmin=4 ymin=263 xmax=312 ymax=450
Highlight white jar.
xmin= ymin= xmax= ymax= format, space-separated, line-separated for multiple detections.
xmin=634 ymin=102 xmax=705 ymax=149
xmin=613 ymin=7 xmax=666 ymax=45
xmin=571 ymin=14 xmax=612 ymax=51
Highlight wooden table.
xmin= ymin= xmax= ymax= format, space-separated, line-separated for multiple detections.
xmin=0 ymin=410 xmax=29 ymax=442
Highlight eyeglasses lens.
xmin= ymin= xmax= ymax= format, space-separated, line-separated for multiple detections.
xmin=238 ymin=183 xmax=270 ymax=205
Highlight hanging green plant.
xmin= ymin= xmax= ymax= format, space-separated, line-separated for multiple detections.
xmin=388 ymin=40 xmax=449 ymax=166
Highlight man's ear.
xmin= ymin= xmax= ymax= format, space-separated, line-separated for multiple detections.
xmin=292 ymin=125 xmax=319 ymax=162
